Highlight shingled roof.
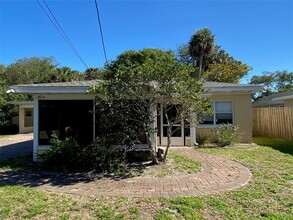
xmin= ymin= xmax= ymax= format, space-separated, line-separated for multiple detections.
xmin=203 ymin=81 xmax=261 ymax=88
xmin=252 ymin=91 xmax=293 ymax=107
xmin=8 ymin=80 xmax=264 ymax=94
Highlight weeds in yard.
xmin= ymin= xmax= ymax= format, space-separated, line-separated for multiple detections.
xmin=196 ymin=134 xmax=208 ymax=147
xmin=112 ymin=152 xmax=202 ymax=178
xmin=169 ymin=152 xmax=202 ymax=174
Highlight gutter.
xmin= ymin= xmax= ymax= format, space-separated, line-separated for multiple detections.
xmin=7 ymin=86 xmax=90 ymax=94
xmin=7 ymin=84 xmax=265 ymax=95
xmin=272 ymin=95 xmax=293 ymax=101
xmin=206 ymin=85 xmax=265 ymax=93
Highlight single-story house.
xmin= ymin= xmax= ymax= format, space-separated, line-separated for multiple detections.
xmin=8 ymin=80 xmax=263 ymax=161
xmin=252 ymin=91 xmax=293 ymax=108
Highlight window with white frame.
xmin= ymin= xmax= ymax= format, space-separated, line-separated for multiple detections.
xmin=199 ymin=101 xmax=233 ymax=125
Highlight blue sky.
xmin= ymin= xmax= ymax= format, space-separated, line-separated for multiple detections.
xmin=1 ymin=0 xmax=293 ymax=83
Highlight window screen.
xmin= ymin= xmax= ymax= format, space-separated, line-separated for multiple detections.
xmin=199 ymin=101 xmax=233 ymax=125
xmin=215 ymin=101 xmax=233 ymax=124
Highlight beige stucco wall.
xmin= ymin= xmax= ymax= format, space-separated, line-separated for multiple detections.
xmin=196 ymin=93 xmax=252 ymax=143
xmin=284 ymin=99 xmax=293 ymax=107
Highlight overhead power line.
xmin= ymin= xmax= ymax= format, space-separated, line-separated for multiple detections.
xmin=94 ymin=0 xmax=108 ymax=64
xmin=36 ymin=0 xmax=89 ymax=68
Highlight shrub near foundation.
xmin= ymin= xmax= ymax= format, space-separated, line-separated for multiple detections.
xmin=212 ymin=124 xmax=240 ymax=147
xmin=40 ymin=136 xmax=124 ymax=173
xmin=84 ymin=139 xmax=124 ymax=173
xmin=40 ymin=136 xmax=83 ymax=172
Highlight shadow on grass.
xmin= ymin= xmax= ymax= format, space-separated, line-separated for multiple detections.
xmin=0 ymin=154 xmax=150 ymax=188
xmin=0 ymin=154 xmax=35 ymax=170
xmin=253 ymin=136 xmax=293 ymax=156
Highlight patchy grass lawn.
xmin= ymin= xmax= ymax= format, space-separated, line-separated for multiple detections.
xmin=253 ymin=136 xmax=293 ymax=155
xmin=0 ymin=136 xmax=292 ymax=219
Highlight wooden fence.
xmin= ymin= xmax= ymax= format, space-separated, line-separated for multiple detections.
xmin=252 ymin=107 xmax=293 ymax=140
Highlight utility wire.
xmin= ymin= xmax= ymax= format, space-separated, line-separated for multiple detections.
xmin=36 ymin=0 xmax=89 ymax=68
xmin=94 ymin=0 xmax=108 ymax=64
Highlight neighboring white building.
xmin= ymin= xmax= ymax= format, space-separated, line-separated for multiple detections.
xmin=9 ymin=101 xmax=34 ymax=134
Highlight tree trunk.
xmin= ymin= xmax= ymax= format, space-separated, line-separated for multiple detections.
xmin=163 ymin=125 xmax=172 ymax=162
xmin=146 ymin=132 xmax=159 ymax=165
xmin=199 ymin=53 xmax=204 ymax=79
xmin=162 ymin=109 xmax=172 ymax=162
xmin=150 ymin=149 xmax=159 ymax=165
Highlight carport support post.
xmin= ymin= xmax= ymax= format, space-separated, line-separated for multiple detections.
xmin=150 ymin=103 xmax=157 ymax=153
xmin=190 ymin=112 xmax=198 ymax=146
xmin=33 ymin=96 xmax=39 ymax=161
xmin=19 ymin=106 xmax=24 ymax=134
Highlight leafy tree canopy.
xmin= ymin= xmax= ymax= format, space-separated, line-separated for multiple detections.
xmin=1 ymin=57 xmax=85 ymax=133
xmin=0 ymin=69 xmax=27 ymax=130
xmin=204 ymin=62 xmax=251 ymax=83
xmin=102 ymin=48 xmax=208 ymax=110
xmin=250 ymin=70 xmax=293 ymax=100
xmin=92 ymin=48 xmax=211 ymax=162
xmin=3 ymin=57 xmax=58 ymax=85
xmin=178 ymin=28 xmax=251 ymax=83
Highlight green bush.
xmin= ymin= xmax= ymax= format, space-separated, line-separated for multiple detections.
xmin=40 ymin=136 xmax=124 ymax=173
xmin=84 ymin=139 xmax=125 ymax=173
xmin=40 ymin=135 xmax=84 ymax=172
xmin=212 ymin=124 xmax=240 ymax=147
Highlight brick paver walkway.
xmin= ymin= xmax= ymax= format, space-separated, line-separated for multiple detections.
xmin=0 ymin=147 xmax=251 ymax=197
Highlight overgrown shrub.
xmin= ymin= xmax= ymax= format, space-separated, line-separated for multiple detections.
xmin=84 ymin=139 xmax=125 ymax=173
xmin=40 ymin=135 xmax=84 ymax=172
xmin=212 ymin=124 xmax=240 ymax=147
xmin=40 ymin=136 xmax=124 ymax=173
xmin=196 ymin=134 xmax=208 ymax=147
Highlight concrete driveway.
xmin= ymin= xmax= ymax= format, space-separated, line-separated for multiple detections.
xmin=0 ymin=133 xmax=33 ymax=161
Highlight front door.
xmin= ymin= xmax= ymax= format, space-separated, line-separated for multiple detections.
xmin=160 ymin=106 xmax=184 ymax=146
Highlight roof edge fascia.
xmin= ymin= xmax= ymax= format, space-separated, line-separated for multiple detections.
xmin=206 ymin=85 xmax=264 ymax=93
xmin=8 ymin=85 xmax=264 ymax=95
xmin=8 ymin=86 xmax=90 ymax=94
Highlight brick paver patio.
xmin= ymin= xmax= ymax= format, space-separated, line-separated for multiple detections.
xmin=0 ymin=147 xmax=251 ymax=197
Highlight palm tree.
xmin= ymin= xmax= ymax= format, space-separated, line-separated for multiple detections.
xmin=189 ymin=28 xmax=215 ymax=79
xmin=84 ymin=68 xmax=102 ymax=80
